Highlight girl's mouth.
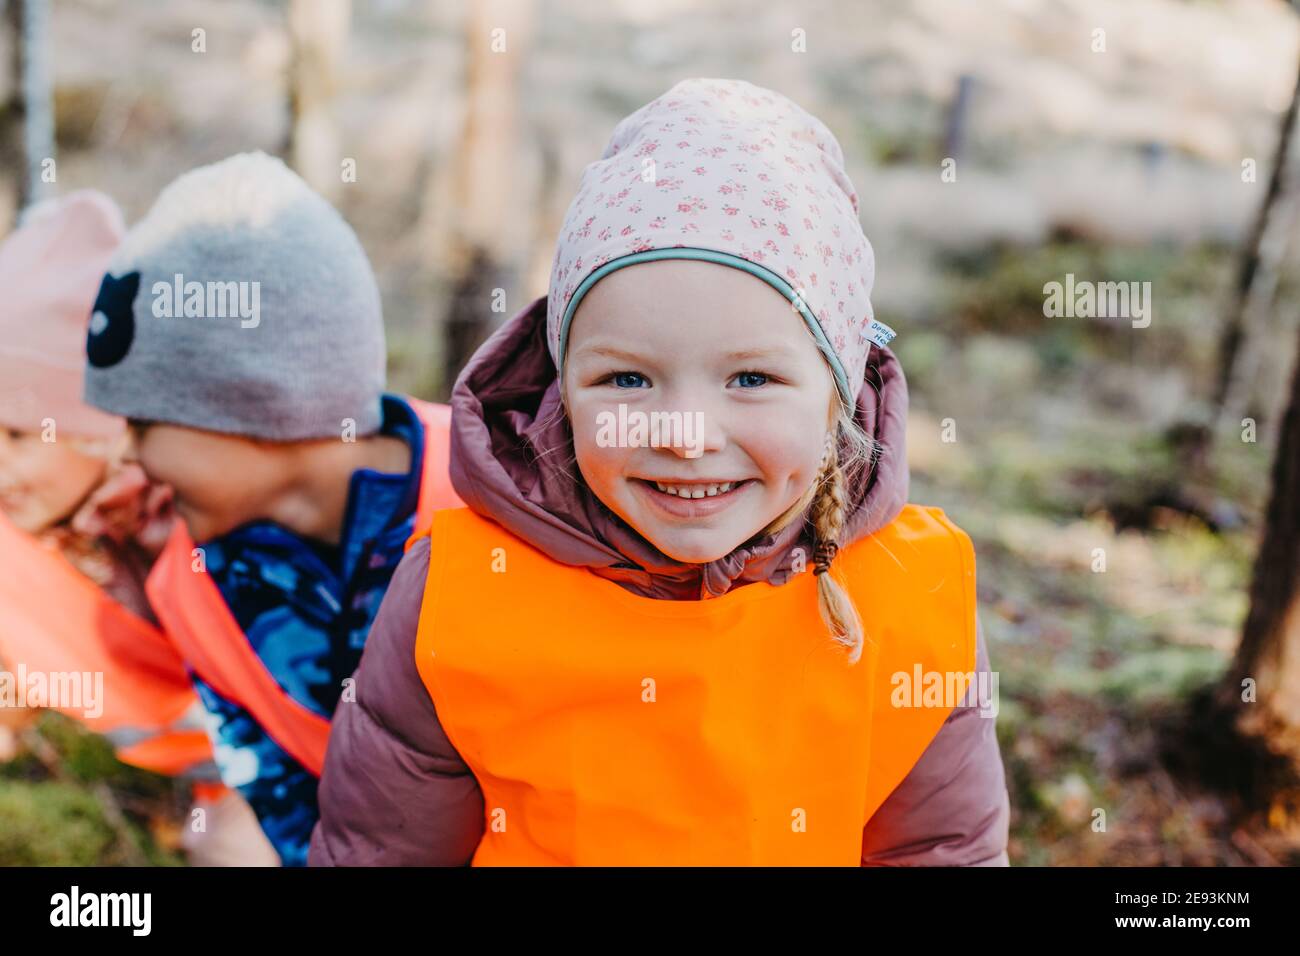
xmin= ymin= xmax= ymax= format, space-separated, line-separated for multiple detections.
xmin=632 ymin=477 xmax=754 ymax=518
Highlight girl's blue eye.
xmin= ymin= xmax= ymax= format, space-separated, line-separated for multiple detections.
xmin=612 ymin=372 xmax=648 ymax=388
xmin=733 ymin=371 xmax=769 ymax=388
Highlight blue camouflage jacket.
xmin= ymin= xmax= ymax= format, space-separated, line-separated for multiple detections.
xmin=191 ymin=394 xmax=424 ymax=866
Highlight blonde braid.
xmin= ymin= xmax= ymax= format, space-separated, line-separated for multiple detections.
xmin=809 ymin=431 xmax=868 ymax=664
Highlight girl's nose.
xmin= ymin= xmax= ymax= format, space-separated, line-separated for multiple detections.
xmin=662 ymin=405 xmax=725 ymax=460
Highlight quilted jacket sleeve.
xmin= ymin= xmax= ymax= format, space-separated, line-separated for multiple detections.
xmin=308 ymin=536 xmax=485 ymax=866
xmin=860 ymin=613 xmax=1011 ymax=866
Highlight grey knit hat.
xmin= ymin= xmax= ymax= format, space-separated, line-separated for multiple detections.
xmin=84 ymin=152 xmax=385 ymax=441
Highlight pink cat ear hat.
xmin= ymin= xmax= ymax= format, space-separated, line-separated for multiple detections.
xmin=546 ymin=77 xmax=893 ymax=404
xmin=0 ymin=190 xmax=127 ymax=440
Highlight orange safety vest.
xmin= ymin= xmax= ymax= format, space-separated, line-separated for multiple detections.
xmin=0 ymin=511 xmax=212 ymax=776
xmin=145 ymin=398 xmax=462 ymax=778
xmin=414 ymin=503 xmax=978 ymax=866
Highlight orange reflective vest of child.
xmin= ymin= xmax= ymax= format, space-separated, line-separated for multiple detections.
xmin=0 ymin=511 xmax=211 ymax=776
xmin=413 ymin=502 xmax=979 ymax=865
xmin=145 ymin=398 xmax=462 ymax=778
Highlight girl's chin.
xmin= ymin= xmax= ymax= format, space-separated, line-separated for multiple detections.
xmin=605 ymin=479 xmax=796 ymax=563
xmin=628 ymin=514 xmax=755 ymax=564
xmin=648 ymin=538 xmax=736 ymax=564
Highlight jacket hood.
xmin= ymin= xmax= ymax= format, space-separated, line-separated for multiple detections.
xmin=448 ymin=296 xmax=910 ymax=600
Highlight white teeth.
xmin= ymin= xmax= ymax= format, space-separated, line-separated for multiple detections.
xmin=653 ymin=481 xmax=734 ymax=498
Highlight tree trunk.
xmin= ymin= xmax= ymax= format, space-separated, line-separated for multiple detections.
xmin=426 ymin=0 xmax=533 ymax=397
xmin=1211 ymin=46 xmax=1300 ymax=433
xmin=0 ymin=1 xmax=22 ymax=229
xmin=286 ymin=0 xmax=350 ymax=202
xmin=1224 ymin=322 xmax=1300 ymax=777
xmin=1 ymin=0 xmax=55 ymax=226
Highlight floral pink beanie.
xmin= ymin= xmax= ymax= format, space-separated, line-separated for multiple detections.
xmin=547 ymin=77 xmax=894 ymax=404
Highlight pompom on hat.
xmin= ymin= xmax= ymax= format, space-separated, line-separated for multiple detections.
xmin=547 ymin=78 xmax=893 ymax=405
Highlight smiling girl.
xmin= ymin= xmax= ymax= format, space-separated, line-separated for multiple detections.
xmin=310 ymin=79 xmax=1009 ymax=866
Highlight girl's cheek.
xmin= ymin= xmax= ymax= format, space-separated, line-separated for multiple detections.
xmin=568 ymin=399 xmax=626 ymax=470
xmin=570 ymin=400 xmax=614 ymax=447
xmin=8 ymin=443 xmax=105 ymax=531
xmin=51 ymin=445 xmax=107 ymax=499
xmin=739 ymin=418 xmax=821 ymax=481
xmin=9 ymin=438 xmax=75 ymax=490
xmin=572 ymin=434 xmax=625 ymax=490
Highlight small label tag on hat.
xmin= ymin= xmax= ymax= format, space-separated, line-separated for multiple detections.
xmin=862 ymin=318 xmax=897 ymax=348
